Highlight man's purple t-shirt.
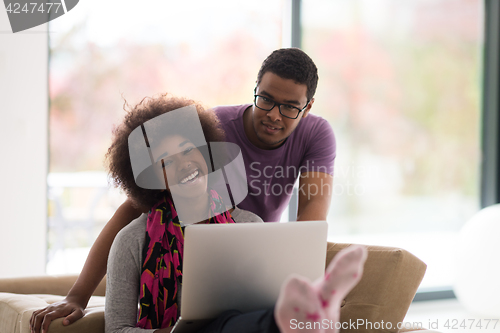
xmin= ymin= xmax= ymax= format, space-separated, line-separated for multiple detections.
xmin=214 ymin=104 xmax=336 ymax=222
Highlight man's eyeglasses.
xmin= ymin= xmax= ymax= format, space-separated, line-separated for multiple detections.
xmin=254 ymin=95 xmax=310 ymax=119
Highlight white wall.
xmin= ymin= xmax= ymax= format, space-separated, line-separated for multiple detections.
xmin=0 ymin=11 xmax=48 ymax=277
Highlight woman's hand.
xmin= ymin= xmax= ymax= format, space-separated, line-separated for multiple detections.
xmin=29 ymin=298 xmax=84 ymax=333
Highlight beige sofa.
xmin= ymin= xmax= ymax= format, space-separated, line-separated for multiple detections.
xmin=0 ymin=243 xmax=435 ymax=333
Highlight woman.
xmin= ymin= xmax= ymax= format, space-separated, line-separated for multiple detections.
xmin=104 ymin=94 xmax=367 ymax=333
xmin=29 ymin=95 xmax=258 ymax=333
xmin=107 ymin=95 xmax=254 ymax=225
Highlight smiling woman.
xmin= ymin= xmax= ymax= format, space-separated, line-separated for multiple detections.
xmin=105 ymin=94 xmax=225 ymax=212
xmin=153 ymin=135 xmax=208 ymax=190
xmin=30 ymin=93 xmax=265 ymax=333
xmin=101 ymin=94 xmax=273 ymax=332
xmin=150 ymin=134 xmax=212 ymax=224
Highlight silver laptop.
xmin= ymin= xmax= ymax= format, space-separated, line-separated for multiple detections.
xmin=171 ymin=221 xmax=328 ymax=332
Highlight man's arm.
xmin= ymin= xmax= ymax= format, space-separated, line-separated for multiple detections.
xmin=296 ymin=171 xmax=333 ymax=221
xmin=30 ymin=198 xmax=143 ymax=333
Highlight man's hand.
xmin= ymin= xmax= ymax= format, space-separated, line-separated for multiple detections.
xmin=30 ymin=298 xmax=84 ymax=333
xmin=297 ymin=171 xmax=333 ymax=221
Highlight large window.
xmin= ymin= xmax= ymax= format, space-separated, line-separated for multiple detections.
xmin=47 ymin=0 xmax=284 ymax=273
xmin=48 ymin=0 xmax=484 ymax=293
xmin=302 ymin=0 xmax=483 ymax=289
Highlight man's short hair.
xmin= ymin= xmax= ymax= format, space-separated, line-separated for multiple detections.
xmin=256 ymin=48 xmax=318 ymax=101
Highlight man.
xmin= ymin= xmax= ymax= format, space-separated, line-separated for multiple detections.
xmin=30 ymin=48 xmax=336 ymax=333
xmin=215 ymin=48 xmax=335 ymax=222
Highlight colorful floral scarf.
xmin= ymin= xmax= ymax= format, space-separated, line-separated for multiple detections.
xmin=136 ymin=190 xmax=234 ymax=329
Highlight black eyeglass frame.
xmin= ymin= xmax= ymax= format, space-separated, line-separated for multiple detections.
xmin=253 ymin=94 xmax=311 ymax=119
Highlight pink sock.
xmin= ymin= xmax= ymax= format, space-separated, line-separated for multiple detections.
xmin=313 ymin=245 xmax=368 ymax=319
xmin=275 ymin=245 xmax=367 ymax=333
xmin=275 ymin=275 xmax=326 ymax=333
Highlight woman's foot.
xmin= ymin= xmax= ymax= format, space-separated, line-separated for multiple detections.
xmin=275 ymin=245 xmax=368 ymax=333
xmin=275 ymin=275 xmax=326 ymax=333
xmin=313 ymin=245 xmax=367 ymax=318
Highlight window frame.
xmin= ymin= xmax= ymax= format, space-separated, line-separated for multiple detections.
xmin=481 ymin=0 xmax=500 ymax=208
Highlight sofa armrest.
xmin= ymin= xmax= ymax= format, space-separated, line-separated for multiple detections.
xmin=326 ymin=242 xmax=427 ymax=333
xmin=0 ymin=275 xmax=106 ymax=297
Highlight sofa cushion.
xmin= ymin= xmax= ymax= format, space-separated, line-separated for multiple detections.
xmin=0 ymin=293 xmax=105 ymax=333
